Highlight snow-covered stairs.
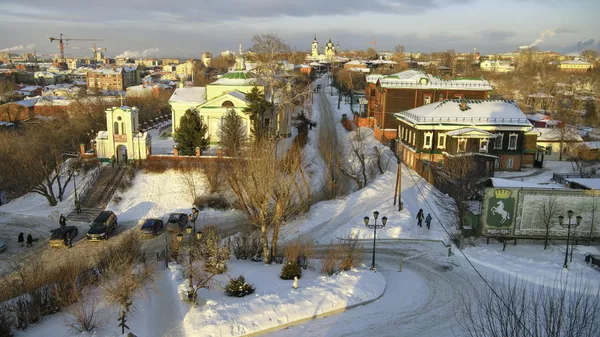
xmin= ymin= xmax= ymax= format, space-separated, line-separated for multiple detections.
xmin=66 ymin=166 xmax=125 ymax=222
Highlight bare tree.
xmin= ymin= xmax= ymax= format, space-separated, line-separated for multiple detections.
xmin=394 ymin=44 xmax=405 ymax=55
xmin=568 ymin=144 xmax=600 ymax=175
xmin=201 ymin=160 xmax=225 ymax=196
xmin=319 ymin=134 xmax=344 ymax=199
xmin=226 ymin=139 xmax=304 ymax=263
xmin=535 ymin=196 xmax=561 ymax=250
xmin=338 ymin=130 xmax=378 ymax=190
xmin=179 ymin=165 xmax=203 ymax=203
xmin=460 ymin=277 xmax=600 ymax=337
xmin=65 ymin=296 xmax=103 ymax=333
xmin=444 ymin=49 xmax=458 ymax=77
xmin=432 ymin=156 xmax=485 ymax=229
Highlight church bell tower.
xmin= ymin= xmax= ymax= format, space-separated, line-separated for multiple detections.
xmin=311 ymin=35 xmax=319 ymax=58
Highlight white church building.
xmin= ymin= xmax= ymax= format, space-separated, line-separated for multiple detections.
xmin=95 ymin=106 xmax=150 ymax=163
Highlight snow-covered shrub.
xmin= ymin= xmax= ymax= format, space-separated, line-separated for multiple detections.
xmin=338 ymin=236 xmax=361 ymax=271
xmin=280 ymin=261 xmax=302 ymax=280
xmin=65 ymin=297 xmax=103 ymax=333
xmin=194 ymin=195 xmax=230 ymax=211
xmin=321 ymin=248 xmax=339 ymax=276
xmin=283 ymin=238 xmax=313 ymax=270
xmin=225 ymin=275 xmax=255 ymax=297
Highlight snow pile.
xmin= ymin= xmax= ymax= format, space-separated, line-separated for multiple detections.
xmin=179 ymin=260 xmax=386 ymax=336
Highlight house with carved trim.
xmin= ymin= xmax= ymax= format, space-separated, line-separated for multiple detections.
xmin=393 ymin=99 xmax=537 ymax=185
xmin=364 ymin=70 xmax=492 ymax=143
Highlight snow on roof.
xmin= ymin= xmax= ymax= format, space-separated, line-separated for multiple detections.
xmin=561 ymin=60 xmax=592 ymax=65
xmin=0 ymin=121 xmax=14 ymax=127
xmin=96 ymin=130 xmax=108 ymax=139
xmin=169 ymin=87 xmax=206 ymax=104
xmin=394 ymin=99 xmax=531 ymax=126
xmin=35 ymin=96 xmax=72 ymax=106
xmin=13 ymin=97 xmax=39 ymax=107
xmin=489 ymin=178 xmax=565 ymax=189
xmin=527 ymin=113 xmax=551 ymax=122
xmin=227 ymin=90 xmax=248 ymax=103
xmin=366 ymin=70 xmax=492 ymax=91
xmin=346 ymin=60 xmax=363 ymax=65
xmin=534 ymin=127 xmax=583 ymax=142
xmin=565 ymin=178 xmax=600 ymax=190
xmin=584 ymin=141 xmax=600 ymax=149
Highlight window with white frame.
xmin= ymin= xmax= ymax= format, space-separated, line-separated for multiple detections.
xmin=458 ymin=138 xmax=467 ymax=152
xmin=507 ymin=158 xmax=514 ymax=169
xmin=424 ymin=95 xmax=432 ymax=105
xmin=437 ymin=133 xmax=446 ymax=149
xmin=479 ymin=139 xmax=489 ymax=153
xmin=508 ymin=133 xmax=518 ymax=150
xmin=423 ymin=132 xmax=433 ymax=149
xmin=494 ymin=133 xmax=503 ymax=150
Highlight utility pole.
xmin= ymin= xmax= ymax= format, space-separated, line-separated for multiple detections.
xmin=393 ymin=157 xmax=403 ymax=211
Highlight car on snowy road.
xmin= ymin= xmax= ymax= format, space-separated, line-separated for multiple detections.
xmin=49 ymin=226 xmax=78 ymax=248
xmin=140 ymin=218 xmax=164 ymax=237
xmin=87 ymin=211 xmax=118 ymax=240
xmin=166 ymin=213 xmax=188 ymax=233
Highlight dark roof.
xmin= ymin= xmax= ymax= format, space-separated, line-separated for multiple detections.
xmin=94 ymin=211 xmax=114 ymax=222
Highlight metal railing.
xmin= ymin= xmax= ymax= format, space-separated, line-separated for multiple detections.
xmin=77 ymin=165 xmax=102 ymax=204
xmin=553 ymin=172 xmax=600 ymax=185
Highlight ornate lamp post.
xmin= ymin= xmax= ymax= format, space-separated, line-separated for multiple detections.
xmin=558 ymin=210 xmax=583 ymax=269
xmin=68 ymin=169 xmax=80 ymax=206
xmin=363 ymin=211 xmax=387 ymax=271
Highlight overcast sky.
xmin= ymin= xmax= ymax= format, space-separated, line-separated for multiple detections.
xmin=1 ymin=0 xmax=598 ymax=58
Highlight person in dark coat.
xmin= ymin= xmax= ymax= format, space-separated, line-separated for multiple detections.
xmin=59 ymin=214 xmax=67 ymax=228
xmin=26 ymin=233 xmax=33 ymax=247
xmin=75 ymin=199 xmax=81 ymax=214
xmin=416 ymin=209 xmax=424 ymax=227
xmin=111 ymin=155 xmax=116 ymax=167
xmin=18 ymin=232 xmax=24 ymax=247
xmin=425 ymin=213 xmax=432 ymax=230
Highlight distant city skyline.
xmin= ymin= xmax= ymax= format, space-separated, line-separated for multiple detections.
xmin=0 ymin=0 xmax=598 ymax=59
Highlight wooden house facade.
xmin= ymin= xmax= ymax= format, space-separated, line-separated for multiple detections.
xmin=394 ymin=99 xmax=537 ymax=184
xmin=364 ymin=70 xmax=492 ymax=143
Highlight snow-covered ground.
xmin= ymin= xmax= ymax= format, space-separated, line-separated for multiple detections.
xmin=148 ymin=123 xmax=175 ymax=155
xmin=15 ymin=260 xmax=386 ymax=337
xmin=464 ymin=240 xmax=600 ymax=290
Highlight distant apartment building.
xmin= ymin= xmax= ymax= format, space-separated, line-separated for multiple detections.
xmin=161 ymin=58 xmax=180 ymax=65
xmin=480 ymin=60 xmax=514 ymax=73
xmin=175 ymin=61 xmax=195 ymax=79
xmin=202 ymin=52 xmax=212 ymax=67
xmin=135 ymin=59 xmax=159 ymax=67
xmin=86 ymin=65 xmax=140 ymax=91
xmin=559 ymin=59 xmax=593 ymax=72
xmin=14 ymin=63 xmax=39 ymax=72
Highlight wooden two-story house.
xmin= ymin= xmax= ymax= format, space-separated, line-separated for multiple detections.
xmin=364 ymin=70 xmax=492 ymax=143
xmin=393 ymin=99 xmax=537 ymax=183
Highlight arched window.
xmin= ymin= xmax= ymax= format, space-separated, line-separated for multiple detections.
xmin=221 ymin=100 xmax=234 ymax=108
xmin=113 ymin=122 xmax=119 ymax=135
xmin=120 ymin=122 xmax=125 ymax=135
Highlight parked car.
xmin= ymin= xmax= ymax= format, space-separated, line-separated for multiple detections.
xmin=87 ymin=211 xmax=117 ymax=241
xmin=166 ymin=213 xmax=188 ymax=233
xmin=140 ymin=218 xmax=163 ymax=237
xmin=49 ymin=226 xmax=78 ymax=248
xmin=0 ymin=239 xmax=6 ymax=253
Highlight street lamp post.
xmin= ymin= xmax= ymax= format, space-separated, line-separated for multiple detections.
xmin=68 ymin=169 xmax=79 ymax=206
xmin=558 ymin=210 xmax=583 ymax=269
xmin=363 ymin=211 xmax=387 ymax=271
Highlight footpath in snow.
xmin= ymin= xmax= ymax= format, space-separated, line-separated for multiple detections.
xmin=282 ymin=77 xmax=449 ymax=244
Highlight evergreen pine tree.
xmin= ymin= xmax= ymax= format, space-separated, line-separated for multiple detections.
xmin=173 ymin=109 xmax=210 ymax=155
xmin=220 ymin=109 xmax=247 ymax=157
xmin=243 ymin=86 xmax=271 ymax=139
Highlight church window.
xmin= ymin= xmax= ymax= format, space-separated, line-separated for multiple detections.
xmin=114 ymin=122 xmax=119 ymax=135
xmin=221 ymin=101 xmax=234 ymax=108
xmin=120 ymin=122 xmax=124 ymax=135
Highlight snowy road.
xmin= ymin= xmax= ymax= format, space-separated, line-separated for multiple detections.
xmin=267 ymin=241 xmax=472 ymax=337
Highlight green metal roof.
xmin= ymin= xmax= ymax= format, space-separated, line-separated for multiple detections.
xmin=221 ymin=71 xmax=254 ymax=80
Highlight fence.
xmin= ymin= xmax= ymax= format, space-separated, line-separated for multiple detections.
xmin=552 ymin=172 xmax=600 ymax=185
xmin=77 ymin=165 xmax=102 ymax=204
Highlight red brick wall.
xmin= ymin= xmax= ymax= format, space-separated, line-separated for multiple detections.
xmin=33 ymin=105 xmax=69 ymax=118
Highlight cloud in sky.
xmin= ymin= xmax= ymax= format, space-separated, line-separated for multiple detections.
xmin=0 ymin=0 xmax=597 ymax=57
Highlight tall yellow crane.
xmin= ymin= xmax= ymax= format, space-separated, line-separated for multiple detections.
xmin=49 ymin=33 xmax=102 ymax=63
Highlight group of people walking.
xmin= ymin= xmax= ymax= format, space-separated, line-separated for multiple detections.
xmin=17 ymin=232 xmax=33 ymax=247
xmin=416 ymin=209 xmax=432 ymax=229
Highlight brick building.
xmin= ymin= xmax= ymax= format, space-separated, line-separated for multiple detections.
xmin=86 ymin=65 xmax=140 ymax=91
xmin=394 ymin=99 xmax=537 ymax=182
xmin=364 ymin=70 xmax=492 ymax=143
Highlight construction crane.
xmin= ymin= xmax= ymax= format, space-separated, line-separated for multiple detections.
xmin=48 ymin=33 xmax=102 ymax=62
xmin=88 ymin=44 xmax=107 ymax=61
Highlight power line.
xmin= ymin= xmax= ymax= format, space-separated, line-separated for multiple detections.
xmin=403 ymin=164 xmax=535 ymax=337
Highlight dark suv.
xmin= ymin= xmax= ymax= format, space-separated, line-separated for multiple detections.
xmin=166 ymin=213 xmax=188 ymax=233
xmin=87 ymin=211 xmax=117 ymax=241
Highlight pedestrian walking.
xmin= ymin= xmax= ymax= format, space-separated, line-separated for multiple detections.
xmin=18 ymin=232 xmax=24 ymax=247
xmin=26 ymin=233 xmax=33 ymax=247
xmin=75 ymin=199 xmax=81 ymax=214
xmin=425 ymin=213 xmax=432 ymax=230
xmin=59 ymin=214 xmax=67 ymax=228
xmin=66 ymin=232 xmax=72 ymax=248
xmin=416 ymin=209 xmax=424 ymax=227
xmin=111 ymin=155 xmax=116 ymax=167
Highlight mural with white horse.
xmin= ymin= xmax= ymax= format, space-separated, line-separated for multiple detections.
xmin=490 ymin=200 xmax=510 ymax=225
